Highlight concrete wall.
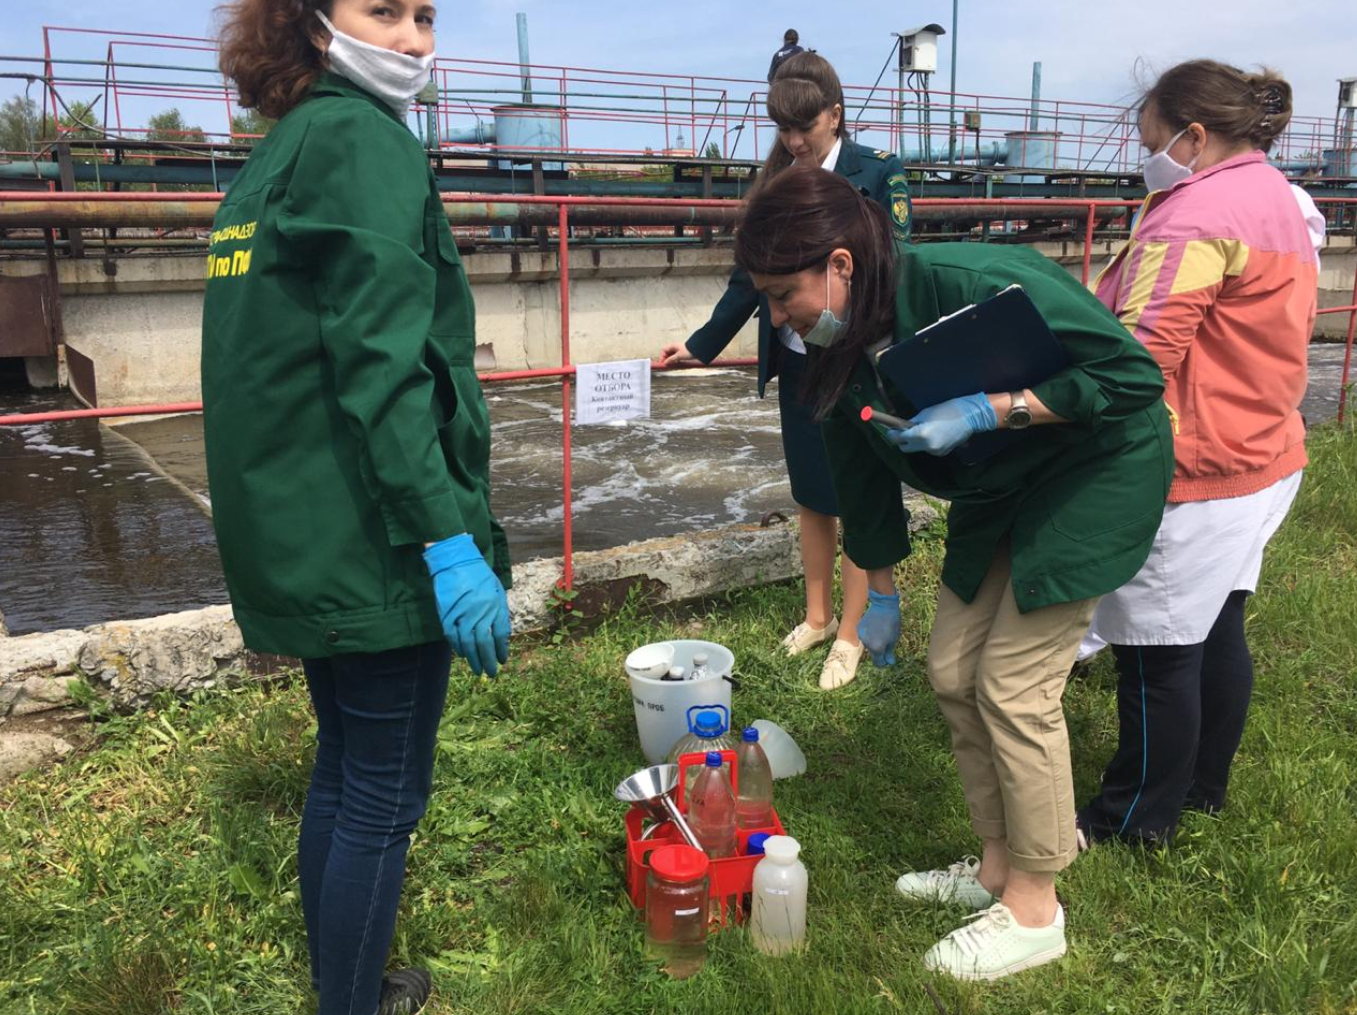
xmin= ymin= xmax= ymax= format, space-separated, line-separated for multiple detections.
xmin=3 ymin=238 xmax=1353 ymax=408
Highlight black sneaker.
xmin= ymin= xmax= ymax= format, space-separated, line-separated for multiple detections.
xmin=377 ymin=968 xmax=433 ymax=1015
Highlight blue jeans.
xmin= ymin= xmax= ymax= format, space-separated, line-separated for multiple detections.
xmin=300 ymin=641 xmax=452 ymax=1015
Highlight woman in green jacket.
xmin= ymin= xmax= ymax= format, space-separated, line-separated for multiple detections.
xmin=206 ymin=1 xmax=509 ymax=1012
xmin=735 ymin=167 xmax=1172 ymax=980
xmin=659 ymin=52 xmax=913 ymax=691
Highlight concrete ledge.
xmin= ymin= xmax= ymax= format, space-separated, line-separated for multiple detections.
xmin=0 ymin=521 xmax=803 ymax=716
xmin=0 ymin=508 xmax=939 ymax=718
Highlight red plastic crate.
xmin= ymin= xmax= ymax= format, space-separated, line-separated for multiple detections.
xmin=624 ymin=749 xmax=785 ymax=928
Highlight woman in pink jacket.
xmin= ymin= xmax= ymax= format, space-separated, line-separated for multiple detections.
xmin=1078 ymin=60 xmax=1318 ymax=845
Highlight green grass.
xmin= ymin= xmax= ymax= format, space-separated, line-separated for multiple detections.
xmin=3 ymin=424 xmax=1356 ymax=1015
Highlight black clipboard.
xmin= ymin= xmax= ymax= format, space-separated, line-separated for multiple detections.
xmin=874 ymin=284 xmax=1068 ymax=465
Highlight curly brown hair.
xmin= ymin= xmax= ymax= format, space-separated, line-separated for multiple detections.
xmin=216 ymin=0 xmax=334 ymax=121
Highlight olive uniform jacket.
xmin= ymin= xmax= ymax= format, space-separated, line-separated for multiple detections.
xmin=823 ymin=242 xmax=1174 ymax=613
xmin=201 ymin=73 xmax=509 ymax=659
xmin=685 ymin=140 xmax=913 ymax=395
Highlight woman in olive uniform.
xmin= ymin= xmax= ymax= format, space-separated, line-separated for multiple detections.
xmin=660 ymin=52 xmax=913 ymax=691
xmin=736 ymin=168 xmax=1172 ymax=980
xmin=207 ymin=2 xmax=509 ymax=1012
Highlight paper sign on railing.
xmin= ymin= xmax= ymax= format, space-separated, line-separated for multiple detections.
xmin=574 ymin=359 xmax=651 ymax=425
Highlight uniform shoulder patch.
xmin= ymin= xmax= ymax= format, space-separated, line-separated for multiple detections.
xmin=871 ymin=149 xmax=893 ymax=160
xmin=890 ymin=191 xmax=912 ymax=239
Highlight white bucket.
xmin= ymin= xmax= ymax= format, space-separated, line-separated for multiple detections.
xmin=629 ymin=639 xmax=735 ymax=764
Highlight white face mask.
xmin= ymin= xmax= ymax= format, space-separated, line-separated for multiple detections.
xmin=801 ymin=268 xmax=850 ymax=348
xmin=1142 ymin=127 xmax=1200 ymax=193
xmin=316 ymin=11 xmax=435 ymax=117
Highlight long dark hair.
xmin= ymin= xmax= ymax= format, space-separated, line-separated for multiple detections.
xmin=750 ymin=52 xmax=847 ymax=200
xmin=735 ymin=167 xmax=897 ymax=420
xmin=1141 ymin=59 xmax=1293 ymax=154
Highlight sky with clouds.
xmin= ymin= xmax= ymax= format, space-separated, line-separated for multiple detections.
xmin=2 ymin=0 xmax=1353 ymax=144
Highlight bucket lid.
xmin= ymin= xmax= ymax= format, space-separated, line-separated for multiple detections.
xmin=746 ymin=832 xmax=772 ymax=856
xmin=741 ymin=726 xmax=759 ymax=742
xmin=650 ymin=844 xmax=709 ymax=881
xmin=693 ymin=711 xmax=727 ymax=737
xmin=761 ymin=835 xmax=801 ymax=862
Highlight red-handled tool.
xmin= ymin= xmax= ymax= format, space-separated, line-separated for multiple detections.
xmin=860 ymin=405 xmax=914 ymax=430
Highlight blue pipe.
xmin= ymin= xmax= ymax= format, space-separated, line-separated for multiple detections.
xmin=446 ymin=122 xmax=496 ymax=145
xmin=898 ymin=141 xmax=1008 ymax=165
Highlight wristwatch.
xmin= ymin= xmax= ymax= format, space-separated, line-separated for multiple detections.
xmin=1004 ymin=390 xmax=1033 ymax=430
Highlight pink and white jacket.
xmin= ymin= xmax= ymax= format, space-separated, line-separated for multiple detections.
xmin=1094 ymin=151 xmax=1317 ymax=502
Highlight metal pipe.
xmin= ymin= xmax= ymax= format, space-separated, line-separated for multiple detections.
xmin=947 ymin=0 xmax=959 ymax=164
xmin=1030 ymin=62 xmax=1042 ymax=131
xmin=559 ymin=202 xmax=573 ymax=590
xmin=1339 ymin=267 xmax=1357 ymax=425
xmin=1081 ymin=205 xmax=1096 ymax=284
xmin=517 ymin=13 xmax=533 ymax=106
xmin=0 ymin=197 xmax=1137 ymax=229
xmin=445 ymin=122 xmax=495 ymax=145
xmin=0 ymin=192 xmax=1141 ymax=229
xmin=900 ymin=141 xmax=1007 ymax=165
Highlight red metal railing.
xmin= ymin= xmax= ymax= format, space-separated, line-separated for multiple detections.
xmin=1 ymin=193 xmax=1355 ymax=596
xmin=22 ymin=24 xmax=1357 ymax=175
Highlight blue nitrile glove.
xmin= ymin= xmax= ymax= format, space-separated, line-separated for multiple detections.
xmin=858 ymin=589 xmax=902 ymax=667
xmin=423 ymin=534 xmax=512 ymax=677
xmin=494 ymin=576 xmax=512 ymax=665
xmin=886 ymin=392 xmax=998 ymax=457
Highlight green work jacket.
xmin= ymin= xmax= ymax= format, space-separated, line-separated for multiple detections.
xmin=823 ymin=242 xmax=1174 ymax=612
xmin=686 ymin=139 xmax=913 ymax=394
xmin=201 ymin=73 xmax=510 ymax=658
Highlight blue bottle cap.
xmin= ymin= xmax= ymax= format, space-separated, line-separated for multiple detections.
xmin=742 ymin=726 xmax=759 ymax=742
xmin=746 ymin=832 xmax=772 ymax=855
xmin=705 ymin=751 xmax=723 ymax=767
xmin=693 ymin=711 xmax=727 ymax=738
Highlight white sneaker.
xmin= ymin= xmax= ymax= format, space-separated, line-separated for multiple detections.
xmin=895 ymin=856 xmax=997 ymax=910
xmin=781 ymin=618 xmax=839 ymax=656
xmin=923 ymin=902 xmax=1067 ymax=981
xmin=819 ymin=639 xmax=864 ymax=690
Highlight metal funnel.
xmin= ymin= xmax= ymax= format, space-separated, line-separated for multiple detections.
xmin=615 ymin=764 xmax=703 ymax=851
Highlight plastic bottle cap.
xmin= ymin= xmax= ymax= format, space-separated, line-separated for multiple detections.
xmin=693 ymin=711 xmax=726 ymax=738
xmin=746 ymin=832 xmax=772 ymax=856
xmin=741 ymin=726 xmax=759 ymax=742
xmin=650 ymin=844 xmax=710 ymax=881
xmin=704 ymin=751 xmax=724 ymax=767
xmin=761 ymin=835 xmax=801 ymax=862
xmin=693 ymin=653 xmax=709 ymax=665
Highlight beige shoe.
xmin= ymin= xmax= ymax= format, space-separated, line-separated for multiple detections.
xmin=781 ymin=618 xmax=839 ymax=656
xmin=819 ymin=639 xmax=864 ymax=690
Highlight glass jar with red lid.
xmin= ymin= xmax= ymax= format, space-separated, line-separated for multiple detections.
xmin=644 ymin=844 xmax=709 ymax=978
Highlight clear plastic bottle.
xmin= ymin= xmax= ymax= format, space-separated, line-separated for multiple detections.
xmin=687 ymin=751 xmax=737 ymax=861
xmin=751 ymin=835 xmax=807 ymax=955
xmin=668 ymin=708 xmax=734 ymax=800
xmin=644 ymin=844 xmax=709 ymax=979
xmin=734 ymin=726 xmax=775 ymax=829
xmin=689 ymin=652 xmax=711 ymax=681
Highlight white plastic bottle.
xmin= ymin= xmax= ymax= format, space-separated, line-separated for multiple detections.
xmin=750 ymin=835 xmax=807 ymax=955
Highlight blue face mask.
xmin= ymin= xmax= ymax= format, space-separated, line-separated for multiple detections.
xmin=801 ymin=268 xmax=850 ymax=348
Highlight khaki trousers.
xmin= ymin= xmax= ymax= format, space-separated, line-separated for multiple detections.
xmin=927 ymin=544 xmax=1097 ymax=873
